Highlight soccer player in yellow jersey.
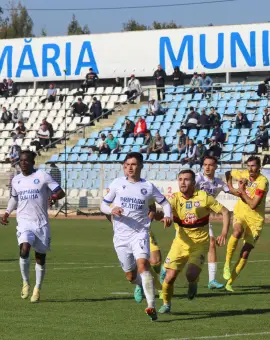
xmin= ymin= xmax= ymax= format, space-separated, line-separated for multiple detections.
xmin=223 ymin=156 xmax=269 ymax=292
xmin=158 ymin=169 xmax=230 ymax=314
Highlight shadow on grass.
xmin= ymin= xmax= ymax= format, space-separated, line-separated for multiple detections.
xmin=0 ymin=259 xmax=17 ymax=262
xmin=42 ymin=296 xmax=135 ymax=303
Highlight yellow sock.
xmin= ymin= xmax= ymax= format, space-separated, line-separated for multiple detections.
xmin=150 ymin=265 xmax=162 ymax=291
xmin=228 ymin=258 xmax=247 ymax=285
xmin=225 ymin=235 xmax=239 ymax=266
xmin=162 ymin=281 xmax=174 ymax=305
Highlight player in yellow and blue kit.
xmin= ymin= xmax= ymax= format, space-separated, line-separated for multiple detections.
xmin=224 ymin=156 xmax=269 ymax=292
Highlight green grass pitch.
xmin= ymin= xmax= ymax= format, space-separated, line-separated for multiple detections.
xmin=0 ymin=219 xmax=270 ymax=340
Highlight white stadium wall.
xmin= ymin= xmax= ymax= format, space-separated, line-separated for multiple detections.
xmin=0 ymin=22 xmax=270 ymax=82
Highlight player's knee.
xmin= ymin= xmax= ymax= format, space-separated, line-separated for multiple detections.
xmin=233 ymin=225 xmax=243 ymax=238
xmin=209 ymin=237 xmax=216 ymax=249
xmin=35 ymin=252 xmax=46 ymax=266
xmin=240 ymin=245 xmax=253 ymax=260
xmin=20 ymin=244 xmax=30 ymax=259
xmin=150 ymin=252 xmax=161 ymax=266
xmin=165 ymin=269 xmax=177 ymax=284
xmin=186 ymin=265 xmax=200 ymax=283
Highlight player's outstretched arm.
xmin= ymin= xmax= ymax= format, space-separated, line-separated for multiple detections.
xmin=216 ymin=206 xmax=230 ymax=247
xmin=225 ymin=171 xmax=241 ymax=197
xmin=1 ymin=195 xmax=18 ymax=225
xmin=50 ymin=189 xmax=65 ymax=205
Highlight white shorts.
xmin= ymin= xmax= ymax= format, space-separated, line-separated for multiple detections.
xmin=209 ymin=223 xmax=214 ymax=238
xmin=16 ymin=225 xmax=51 ymax=254
xmin=113 ymin=231 xmax=150 ymax=272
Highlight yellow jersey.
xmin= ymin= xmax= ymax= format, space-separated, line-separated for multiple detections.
xmin=231 ymin=170 xmax=269 ymax=222
xmin=170 ymin=190 xmax=223 ymax=243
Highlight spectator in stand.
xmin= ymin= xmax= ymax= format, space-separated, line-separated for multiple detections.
xmin=206 ymin=137 xmax=222 ymax=158
xmin=41 ymin=118 xmax=54 ymax=139
xmin=235 ymin=111 xmax=250 ymax=129
xmin=15 ymin=121 xmax=26 ymax=139
xmin=181 ymin=139 xmax=197 ymax=165
xmin=172 ymin=129 xmax=187 ymax=154
xmin=0 ymin=79 xmax=8 ymax=97
xmin=187 ymin=72 xmax=201 ymax=93
xmin=149 ymin=98 xmax=165 ymax=116
xmin=140 ymin=130 xmax=153 ymax=153
xmin=105 ymin=133 xmax=120 ymax=154
xmin=192 ymin=140 xmax=207 ymax=167
xmin=263 ymin=108 xmax=270 ymax=126
xmin=208 ymin=106 xmax=221 ymax=126
xmin=90 ymin=97 xmax=102 ymax=121
xmin=71 ymin=97 xmax=88 ymax=118
xmin=184 ymin=106 xmax=200 ymax=129
xmin=8 ymin=142 xmax=21 ymax=167
xmin=255 ymin=125 xmax=269 ymax=150
xmin=257 ymin=75 xmax=270 ymax=97
xmin=41 ymin=84 xmax=57 ymax=104
xmin=7 ymin=78 xmax=18 ymax=97
xmin=37 ymin=124 xmax=50 ymax=149
xmin=153 ymin=64 xmax=166 ymax=101
xmin=199 ymin=72 xmax=213 ymax=94
xmin=1 ymin=106 xmax=12 ymax=124
xmin=147 ymin=131 xmax=167 ymax=155
xmin=172 ymin=66 xmax=185 ymax=87
xmin=91 ymin=133 xmax=109 ymax=154
xmin=198 ymin=109 xmax=210 ymax=129
xmin=132 ymin=116 xmax=147 ymax=137
xmin=82 ymin=68 xmax=99 ymax=91
xmin=122 ymin=119 xmax=135 ymax=139
xmin=11 ymin=108 xmax=23 ymax=123
xmin=125 ymin=74 xmax=142 ymax=101
xmin=210 ymin=123 xmax=225 ymax=144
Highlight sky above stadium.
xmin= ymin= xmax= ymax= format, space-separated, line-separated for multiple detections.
xmin=3 ymin=0 xmax=270 ymax=36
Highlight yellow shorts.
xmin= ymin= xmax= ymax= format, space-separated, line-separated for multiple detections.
xmin=164 ymin=236 xmax=209 ymax=272
xmin=149 ymin=231 xmax=160 ymax=253
xmin=233 ymin=214 xmax=263 ymax=247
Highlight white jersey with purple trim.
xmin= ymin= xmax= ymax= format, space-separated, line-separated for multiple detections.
xmin=103 ymin=177 xmax=166 ymax=237
xmin=195 ymin=172 xmax=230 ymax=198
xmin=11 ymin=169 xmax=60 ymax=230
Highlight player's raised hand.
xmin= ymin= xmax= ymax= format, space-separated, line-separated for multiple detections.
xmin=216 ymin=233 xmax=227 ymax=247
xmin=1 ymin=213 xmax=9 ymax=226
xmin=111 ymin=207 xmax=124 ymax=216
xmin=238 ymin=178 xmax=247 ymax=193
xmin=161 ymin=217 xmax=172 ymax=229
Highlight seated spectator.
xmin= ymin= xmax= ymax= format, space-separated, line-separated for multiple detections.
xmin=199 ymin=72 xmax=213 ymax=94
xmin=72 ymin=98 xmax=88 ymax=117
xmin=15 ymin=121 xmax=26 ymax=138
xmin=0 ymin=79 xmax=8 ymax=97
xmin=94 ymin=134 xmax=108 ymax=154
xmin=198 ymin=109 xmax=210 ymax=129
xmin=105 ymin=133 xmax=120 ymax=154
xmin=90 ymin=97 xmax=102 ymax=121
xmin=205 ymin=137 xmax=222 ymax=158
xmin=11 ymin=108 xmax=23 ymax=123
xmin=125 ymin=74 xmax=142 ymax=101
xmin=172 ymin=66 xmax=184 ymax=87
xmin=181 ymin=139 xmax=197 ymax=165
xmin=7 ymin=142 xmax=21 ymax=167
xmin=255 ymin=125 xmax=269 ymax=150
xmin=257 ymin=75 xmax=270 ymax=97
xmin=263 ymin=108 xmax=270 ymax=126
xmin=41 ymin=83 xmax=57 ymax=103
xmin=1 ymin=106 xmax=12 ymax=124
xmin=184 ymin=106 xmax=200 ymax=129
xmin=140 ymin=130 xmax=153 ymax=153
xmin=122 ymin=119 xmax=135 ymax=139
xmin=211 ymin=123 xmax=225 ymax=144
xmin=7 ymin=78 xmax=18 ymax=97
xmin=172 ymin=129 xmax=187 ymax=154
xmin=131 ymin=116 xmax=147 ymax=137
xmin=149 ymin=99 xmax=165 ymax=116
xmin=37 ymin=124 xmax=50 ymax=148
xmin=147 ymin=132 xmax=167 ymax=155
xmin=235 ymin=111 xmax=250 ymax=129
xmin=192 ymin=140 xmax=207 ymax=167
xmin=187 ymin=72 xmax=201 ymax=93
xmin=82 ymin=68 xmax=99 ymax=91
xmin=41 ymin=118 xmax=54 ymax=139
xmin=208 ymin=107 xmax=221 ymax=126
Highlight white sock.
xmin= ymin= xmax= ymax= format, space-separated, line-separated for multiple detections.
xmin=131 ymin=273 xmax=142 ymax=286
xmin=19 ymin=257 xmax=30 ymax=284
xmin=35 ymin=263 xmax=46 ymax=289
xmin=140 ymin=271 xmax=155 ymax=308
xmin=208 ymin=262 xmax=217 ymax=282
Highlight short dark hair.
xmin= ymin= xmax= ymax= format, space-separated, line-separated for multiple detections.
xmin=93 ymin=97 xmax=97 ymax=101
xmin=20 ymin=150 xmax=36 ymax=163
xmin=190 ymin=106 xmax=194 ymax=111
xmin=78 ymin=97 xmax=82 ymax=102
xmin=203 ymin=155 xmax=218 ymax=164
xmin=247 ymin=156 xmax=261 ymax=167
xmin=178 ymin=169 xmax=196 ymax=182
xmin=124 ymin=152 xmax=143 ymax=165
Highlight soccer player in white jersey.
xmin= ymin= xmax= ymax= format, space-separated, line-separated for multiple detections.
xmin=195 ymin=156 xmax=230 ymax=289
xmin=1 ymin=150 xmax=65 ymax=302
xmin=100 ymin=152 xmax=172 ymax=321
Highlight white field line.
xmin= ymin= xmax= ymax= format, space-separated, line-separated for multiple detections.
xmin=166 ymin=331 xmax=270 ymax=340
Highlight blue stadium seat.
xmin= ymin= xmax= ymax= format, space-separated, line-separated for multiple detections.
xmin=88 ymin=154 xmax=98 ymax=162
xmin=239 ymin=100 xmax=247 ymax=107
xmin=177 ymin=108 xmax=186 ymax=115
xmin=225 ymin=107 xmax=235 ymax=115
xmin=180 ymin=101 xmax=188 ymax=108
xmin=165 ymin=137 xmax=173 ymax=145
xmin=241 ymin=92 xmax=251 ymax=100
xmin=77 ymin=138 xmax=86 ymax=146
xmin=67 ymin=179 xmax=73 ymax=189
xmin=240 ymin=129 xmax=250 ymax=137
xmin=121 ymin=146 xmax=130 ymax=153
xmin=175 ymin=114 xmax=184 ymax=123
xmin=118 ymin=154 xmax=127 ymax=162
xmin=169 ymin=154 xmax=179 ymax=162
xmin=64 ymin=147 xmax=72 ymax=153
xmin=217 ymin=107 xmax=225 ymax=115
xmin=235 ymin=145 xmax=244 ymax=152
xmin=69 ymin=154 xmax=78 ymax=162
xmin=168 ymin=101 xmax=178 ymax=109
xmin=249 ymin=128 xmax=257 ymax=138
xmin=259 ymin=99 xmax=268 ymax=107
xmin=175 ymin=86 xmax=185 ymax=93
xmin=237 ymin=106 xmax=246 ymax=113
xmin=156 ymin=171 xmax=166 ymax=180
xmin=49 ymin=154 xmax=59 ymax=162
xmin=86 ymin=138 xmax=95 ymax=147
xmin=98 ymin=154 xmax=108 ymax=162
xmin=59 ymin=154 xmax=68 ymax=162
xmin=165 ymin=87 xmax=175 ymax=94
xmin=125 ymin=137 xmax=134 ymax=145
xmin=223 ymin=93 xmax=231 ymax=100
xmin=198 ymin=129 xmax=208 ymax=139
xmin=174 ymin=94 xmax=183 ymax=102
xmin=188 ymin=129 xmax=197 ymax=139
xmin=220 ymin=154 xmax=232 ymax=162
xmin=222 ymin=121 xmax=231 ymax=130
xmin=237 ymin=136 xmax=248 ymax=144
xmin=80 ymin=170 xmax=88 ymax=180
xmin=164 ymin=94 xmax=173 ymax=102
xmin=146 ymin=116 xmax=155 ymax=124
xmin=209 ymin=100 xmax=218 ymax=108
xmin=128 ymin=108 xmax=137 ymax=117
xmin=157 ymin=153 xmax=168 ymax=162
xmin=90 ymin=132 xmax=99 ymax=138
xmin=193 ymin=93 xmax=203 ymax=101
xmin=79 ymin=154 xmax=88 ymax=162
xmin=70 ymin=171 xmax=78 ymax=180
xmin=135 ymin=137 xmax=144 ymax=145
xmin=131 ymin=145 xmax=140 ymax=152
xmin=152 ymin=122 xmax=161 ymax=130
xmin=148 ymin=154 xmax=158 ymax=162
xmin=230 ymin=129 xmax=240 ymax=136
xmin=218 ymin=100 xmax=226 ymax=108
xmin=247 ymin=114 xmax=255 ymax=122
xmin=199 ymin=100 xmax=208 ymax=108
xmin=190 ymin=101 xmax=198 ymax=108
xmin=232 ymin=153 xmax=242 ymax=162
xmin=211 ymin=93 xmax=221 ymax=101
xmin=232 ymin=92 xmax=241 ymax=100
xmin=155 ymin=115 xmax=164 ymax=122
xmin=226 ymin=136 xmax=237 ymax=144
xmin=184 ymin=94 xmax=193 ymax=101
xmin=245 ymin=144 xmax=256 ymax=153
xmin=72 ymin=146 xmax=81 ymax=154
xmin=108 ymin=154 xmax=118 ymax=162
